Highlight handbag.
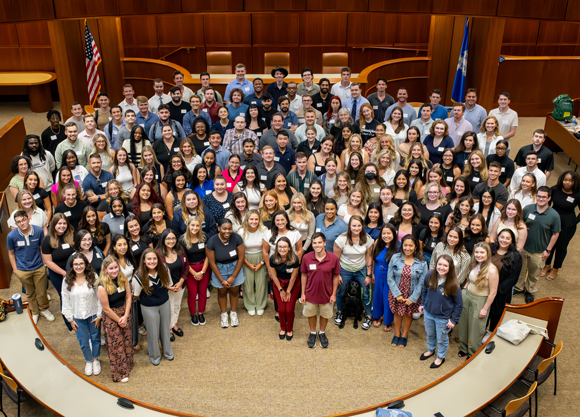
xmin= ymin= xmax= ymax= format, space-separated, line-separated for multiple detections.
xmin=376 ymin=408 xmax=413 ymax=417
xmin=0 ymin=300 xmax=6 ymax=322
xmin=496 ymin=319 xmax=548 ymax=345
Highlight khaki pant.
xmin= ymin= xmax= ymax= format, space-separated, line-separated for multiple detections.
xmin=168 ymin=288 xmax=185 ymax=329
xmin=16 ymin=267 xmax=49 ymax=315
xmin=242 ymin=252 xmax=268 ymax=312
xmin=515 ymin=249 xmax=543 ymax=294
xmin=458 ymin=289 xmax=489 ymax=356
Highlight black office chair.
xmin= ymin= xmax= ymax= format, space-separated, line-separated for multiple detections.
xmin=519 ymin=340 xmax=563 ymax=417
xmin=0 ymin=366 xmax=29 ymax=417
xmin=481 ymin=381 xmax=537 ymax=417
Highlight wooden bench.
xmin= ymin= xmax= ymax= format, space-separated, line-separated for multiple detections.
xmin=0 ymin=72 xmax=56 ymax=113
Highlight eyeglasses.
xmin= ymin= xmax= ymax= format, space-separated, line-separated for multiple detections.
xmin=537 ymin=195 xmax=549 ymax=200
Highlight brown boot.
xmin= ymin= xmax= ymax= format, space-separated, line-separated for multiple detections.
xmin=546 ymin=268 xmax=558 ymax=281
xmin=540 ymin=265 xmax=552 ymax=277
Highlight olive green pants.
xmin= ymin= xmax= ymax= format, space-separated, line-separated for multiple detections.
xmin=242 ymin=252 xmax=268 ymax=312
xmin=458 ymin=289 xmax=489 ymax=356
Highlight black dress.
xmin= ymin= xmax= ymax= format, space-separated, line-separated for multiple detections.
xmin=488 ymin=243 xmax=522 ymax=330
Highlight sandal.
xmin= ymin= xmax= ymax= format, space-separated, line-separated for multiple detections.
xmin=546 ymin=269 xmax=558 ymax=281
xmin=540 ymin=265 xmax=551 ymax=277
xmin=458 ymin=350 xmax=468 ymax=358
xmin=383 ymin=324 xmax=392 ymax=332
xmin=373 ymin=320 xmax=382 ymax=328
xmin=391 ymin=335 xmax=400 ymax=346
xmin=398 ymin=337 xmax=408 ymax=348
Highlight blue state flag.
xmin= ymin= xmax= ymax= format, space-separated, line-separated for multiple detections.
xmin=451 ymin=18 xmax=469 ymax=103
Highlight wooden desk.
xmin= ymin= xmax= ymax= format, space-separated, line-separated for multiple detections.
xmin=544 ymin=115 xmax=580 ymax=168
xmin=189 ymin=73 xmax=359 ymax=85
xmin=0 ymin=72 xmax=56 ymax=113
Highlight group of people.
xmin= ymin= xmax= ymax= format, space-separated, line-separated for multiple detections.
xmin=7 ymin=64 xmax=576 ymax=378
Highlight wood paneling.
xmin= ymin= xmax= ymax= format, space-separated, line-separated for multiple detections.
xmin=369 ymin=0 xmax=432 ymax=13
xmin=156 ymin=14 xmax=205 ymax=46
xmin=307 ymin=0 xmax=369 ymax=11
xmin=203 ymin=13 xmax=252 ymax=45
xmin=427 ymin=15 xmax=455 ymax=101
xmin=300 ymin=12 xmax=347 ymax=46
xmin=15 ymin=22 xmax=51 ymax=46
xmin=124 ymin=47 xmax=160 ymax=59
xmin=0 ymin=0 xmax=54 ymax=22
xmin=298 ymin=46 xmax=347 ymax=73
xmin=0 ymin=118 xmax=26 ymax=192
xmin=432 ymin=0 xmax=498 ymax=15
xmin=54 ymin=0 xmax=119 ymax=18
xmin=252 ymin=47 xmax=301 ymax=74
xmin=252 ymin=13 xmax=300 ymax=46
xmin=245 ymin=0 xmax=306 ymax=11
xmin=538 ymin=21 xmax=580 ymax=44
xmin=182 ymin=0 xmax=243 ymax=12
xmin=206 ymin=46 xmax=254 ymax=72
xmin=393 ymin=15 xmax=431 ymax=45
xmin=121 ymin=16 xmax=158 ymax=48
xmin=97 ymin=18 xmax=126 ymax=104
xmin=0 ymin=24 xmax=18 ymax=46
xmin=502 ymin=19 xmax=540 ymax=45
xmin=19 ymin=48 xmax=54 ymax=71
xmin=158 ymin=46 xmax=207 ymax=74
xmin=120 ymin=0 xmax=181 ymax=15
xmin=0 ymin=49 xmax=22 ymax=71
xmin=566 ymin=1 xmax=580 ymax=22
xmin=347 ymin=13 xmax=397 ymax=46
xmin=501 ymin=45 xmax=537 ymax=55
xmin=498 ymin=0 xmax=568 ymax=20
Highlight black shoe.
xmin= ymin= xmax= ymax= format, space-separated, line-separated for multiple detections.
xmin=170 ymin=333 xmax=175 ymax=342
xmin=430 ymin=358 xmax=445 ymax=368
xmin=318 ymin=332 xmax=329 ymax=348
xmin=420 ymin=352 xmax=434 ymax=361
xmin=286 ymin=333 xmax=293 ymax=341
xmin=513 ymin=289 xmax=525 ymax=295
xmin=307 ymin=333 xmax=317 ymax=348
xmin=191 ymin=315 xmax=199 ymax=326
xmin=279 ymin=331 xmax=286 ymax=340
xmin=275 ymin=315 xmax=280 ymax=322
xmin=173 ymin=328 xmax=184 ymax=337
xmin=524 ymin=292 xmax=535 ymax=304
xmin=198 ymin=314 xmax=206 ymax=325
xmin=334 ymin=311 xmax=343 ymax=326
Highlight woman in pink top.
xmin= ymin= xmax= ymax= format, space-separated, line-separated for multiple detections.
xmin=222 ymin=154 xmax=244 ymax=193
xmin=51 ymin=166 xmax=81 ymax=207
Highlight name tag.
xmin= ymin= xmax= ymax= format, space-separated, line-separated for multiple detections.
xmin=528 ymin=214 xmax=536 ymax=220
xmin=51 ymin=135 xmax=58 ymax=140
xmin=64 ymin=211 xmax=71 ymax=217
xmin=229 ymin=250 xmax=237 ymax=257
xmin=119 ymin=225 xmax=124 ymax=230
xmin=173 ymin=147 xmax=179 ymax=152
xmin=538 ymin=158 xmax=542 ymax=163
xmin=155 ymin=174 xmax=159 ymax=179
xmin=139 ymin=123 xmax=145 ymax=128
xmin=567 ymin=196 xmax=575 ymax=203
xmin=251 ymin=101 xmax=256 ymax=105
xmin=286 ymin=122 xmax=291 ymax=127
xmin=351 ymin=180 xmax=355 ymax=184
xmin=198 ymin=242 xmax=205 ymax=248
xmin=304 ymin=182 xmax=310 ymax=188
xmin=438 ymin=147 xmax=444 ymax=152
xmin=244 ymin=87 xmax=250 ymax=92
xmin=109 ymin=117 xmax=112 ymax=121
xmin=227 ymin=183 xmax=232 ymax=188
xmin=239 ymin=113 xmax=245 ymax=117
xmin=181 ymin=109 xmax=187 ymax=114
xmin=261 ymin=175 xmax=267 ymax=181
xmin=501 ymin=167 xmax=505 ymax=172
xmin=223 ymin=203 xmax=230 ymax=209
xmin=204 ymin=141 xmax=210 ymax=146
xmin=446 ymin=176 xmax=453 ymax=183
xmin=132 ymin=244 xmax=139 ymax=251
xmin=262 ymin=117 xmax=266 ymax=122
xmin=96 ymin=253 xmax=101 ymax=259
xmin=17 ymin=241 xmax=25 ymax=247
xmin=33 ymin=193 xmax=40 ymax=199
xmin=240 ymin=165 xmax=246 ymax=170
xmin=117 ymin=287 xmax=124 ymax=293
xmin=274 ymin=157 xmax=280 ymax=162
xmin=386 ymin=215 xmax=393 ymax=220
xmin=101 ymin=181 xmax=107 ymax=188
xmin=373 ymin=105 xmax=378 ymax=110
xmin=473 ymin=177 xmax=480 ymax=182
xmin=309 ymin=264 xmax=316 ymax=270
xmin=286 ymin=268 xmax=293 ymax=273
xmin=431 ymin=241 xmax=436 ymax=248
xmin=457 ymin=131 xmax=464 ymax=136
xmin=206 ymin=190 xmax=211 ymax=195
xmin=315 ymin=166 xmax=321 ymax=171
xmin=317 ymin=103 xmax=322 ymax=108
xmin=257 ymin=132 xmax=262 ymax=137
xmin=373 ymin=187 xmax=380 ymax=193
xmin=202 ymin=108 xmax=208 ymax=112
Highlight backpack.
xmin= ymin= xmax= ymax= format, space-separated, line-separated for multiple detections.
xmin=552 ymin=94 xmax=574 ymax=121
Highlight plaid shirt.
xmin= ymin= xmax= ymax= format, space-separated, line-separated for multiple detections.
xmin=222 ymin=128 xmax=259 ymax=155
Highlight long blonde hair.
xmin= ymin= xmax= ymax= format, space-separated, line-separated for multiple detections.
xmin=513 ymin=173 xmax=537 ymax=203
xmin=180 ymin=217 xmax=206 ymax=249
xmin=239 ymin=209 xmax=266 ymax=240
xmin=372 ymin=134 xmax=397 ymax=164
xmin=139 ymin=145 xmax=161 ymax=169
xmin=420 ymin=182 xmax=447 ymax=206
xmin=98 ymin=255 xmax=130 ymax=295
xmin=404 ymin=142 xmax=430 ymax=171
xmin=332 ymin=172 xmax=352 ymax=199
xmin=462 ymin=150 xmax=489 ymax=181
xmin=469 ymin=242 xmax=493 ymax=288
xmin=287 ymin=193 xmax=314 ymax=223
xmin=92 ymin=133 xmax=114 ymax=165
xmin=48 ymin=213 xmax=74 ymax=249
xmin=105 ymin=179 xmax=129 ymax=206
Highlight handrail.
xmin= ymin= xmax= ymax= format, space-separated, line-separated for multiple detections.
xmin=158 ymin=47 xmax=197 ymax=61
xmin=357 ymin=56 xmax=430 ymax=84
xmin=123 ymin=57 xmax=194 ymax=80
xmin=501 ymin=55 xmax=580 ymax=61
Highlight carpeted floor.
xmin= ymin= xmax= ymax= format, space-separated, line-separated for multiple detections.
xmin=0 ymin=103 xmax=577 ymax=416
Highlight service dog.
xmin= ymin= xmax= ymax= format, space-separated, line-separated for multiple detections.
xmin=340 ymin=280 xmax=364 ymax=329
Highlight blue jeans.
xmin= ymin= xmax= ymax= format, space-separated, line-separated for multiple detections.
xmin=337 ymin=268 xmax=371 ymax=317
xmin=424 ymin=310 xmax=451 ymax=359
xmin=47 ymin=269 xmax=73 ymax=331
xmin=75 ymin=314 xmax=101 ymax=362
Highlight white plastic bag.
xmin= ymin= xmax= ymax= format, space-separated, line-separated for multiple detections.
xmin=496 ymin=319 xmax=548 ymax=345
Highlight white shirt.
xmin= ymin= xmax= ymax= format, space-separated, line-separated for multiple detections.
xmin=263 ymin=229 xmax=302 ymax=256
xmin=239 ymin=185 xmax=263 ymax=210
xmin=295 ymin=123 xmax=326 ymax=143
xmin=381 ymin=169 xmax=396 ymax=186
xmin=334 ymin=233 xmax=374 ymax=270
xmin=384 ymin=122 xmax=409 ymax=147
xmin=184 ymin=155 xmax=202 ymax=174
xmin=510 ymin=166 xmax=546 ymax=192
xmin=330 ymin=82 xmax=352 ymax=104
xmin=25 ymin=151 xmax=56 ymax=189
xmin=118 ymin=99 xmax=139 ymax=115
xmin=238 ymin=227 xmax=267 ymax=254
xmin=56 ymin=165 xmax=89 ymax=193
xmin=61 ymin=280 xmax=102 ymax=322
xmin=148 ymin=94 xmax=171 ymax=114
xmin=509 ymin=190 xmax=536 ymax=208
xmin=476 ymin=132 xmax=503 ymax=157
xmin=225 ymin=211 xmax=244 ymax=233
xmin=288 ymin=95 xmax=303 ymax=114
xmin=489 ymin=107 xmax=518 ymax=137
xmin=8 ymin=208 xmax=47 ymax=229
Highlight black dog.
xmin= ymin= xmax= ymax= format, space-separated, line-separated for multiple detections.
xmin=340 ymin=280 xmax=364 ymax=329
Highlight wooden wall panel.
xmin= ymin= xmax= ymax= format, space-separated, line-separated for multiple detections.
xmin=300 ymin=12 xmax=347 ymax=46
xmin=158 ymin=46 xmax=207 ymax=74
xmin=121 ymin=16 xmax=158 ymax=48
xmin=432 ymin=0 xmax=498 ymax=15
xmin=427 ymin=15 xmax=455 ymax=101
xmin=502 ymin=19 xmax=540 ymax=45
xmin=393 ymin=15 xmax=431 ymax=46
xmin=96 ymin=18 xmax=126 ymax=104
xmin=307 ymin=0 xmax=369 ymax=11
xmin=252 ymin=47 xmax=302 ymax=74
xmin=298 ymin=46 xmax=347 ymax=73
xmin=182 ymin=0 xmax=243 ymax=12
xmin=156 ymin=14 xmax=205 ymax=47
xmin=245 ymin=0 xmax=306 ymax=11
xmin=538 ymin=21 xmax=580 ymax=44
xmin=203 ymin=13 xmax=252 ymax=45
xmin=54 ymin=0 xmax=119 ymax=18
xmin=119 ymin=0 xmax=181 ymax=15
xmin=0 ymin=49 xmax=22 ymax=71
xmin=124 ymin=47 xmax=160 ymax=59
xmin=19 ymin=48 xmax=54 ymax=71
xmin=498 ymin=0 xmax=567 ymax=20
xmin=347 ymin=13 xmax=397 ymax=46
xmin=0 ymin=24 xmax=18 ymax=46
xmin=501 ymin=45 xmax=537 ymax=55
xmin=252 ymin=13 xmax=300 ymax=46
xmin=206 ymin=46 xmax=254 ymax=72
xmin=15 ymin=22 xmax=51 ymax=46
xmin=566 ymin=1 xmax=580 ymax=22
xmin=536 ymin=45 xmax=578 ymax=55
xmin=369 ymin=0 xmax=432 ymax=13
xmin=0 ymin=0 xmax=54 ymax=22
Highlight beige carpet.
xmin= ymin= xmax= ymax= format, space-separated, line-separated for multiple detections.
xmin=0 ymin=104 xmax=577 ymax=416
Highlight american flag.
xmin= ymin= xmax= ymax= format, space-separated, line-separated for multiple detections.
xmin=84 ymin=21 xmax=102 ymax=106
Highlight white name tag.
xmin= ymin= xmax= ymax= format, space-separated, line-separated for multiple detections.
xmin=309 ymin=264 xmax=316 ymax=270
xmin=62 ymin=243 xmax=70 ymax=249
xmin=173 ymin=147 xmax=179 ymax=152
xmin=304 ymin=182 xmax=310 ymax=188
xmin=257 ymin=132 xmax=262 ymax=137
xmin=33 ymin=193 xmax=40 ymax=199
xmin=181 ymin=109 xmax=187 ymax=114
xmin=528 ymin=214 xmax=536 ymax=220
xmin=17 ymin=241 xmax=25 ymax=246
xmin=351 ymin=180 xmax=355 ymax=184
xmin=373 ymin=187 xmax=380 ymax=193
xmin=244 ymin=87 xmax=250 ymax=92
xmin=239 ymin=113 xmax=245 ymax=117
xmin=101 ymin=181 xmax=107 ymax=188
xmin=206 ymin=190 xmax=211 ymax=195
xmin=139 ymin=123 xmax=145 ymax=128
xmin=64 ymin=211 xmax=71 ymax=217
xmin=457 ymin=131 xmax=464 ymax=136
xmin=286 ymin=268 xmax=293 ymax=273
xmin=204 ymin=141 xmax=209 ymax=146
xmin=251 ymin=101 xmax=256 ymax=105
xmin=117 ymin=287 xmax=124 ymax=293
xmin=501 ymin=167 xmax=505 ymax=172
xmin=240 ymin=165 xmax=246 ymax=170
xmin=227 ymin=183 xmax=232 ymax=188
xmin=431 ymin=241 xmax=436 ymax=248
xmin=446 ymin=177 xmax=453 ymax=183
xmin=51 ymin=135 xmax=57 ymax=140
xmin=567 ymin=196 xmax=575 ymax=203
xmin=202 ymin=108 xmax=208 ymax=112
xmin=286 ymin=122 xmax=291 ymax=127
xmin=538 ymin=158 xmax=542 ymax=163
xmin=119 ymin=225 xmax=124 ymax=230
xmin=315 ymin=167 xmax=321 ymax=171
xmin=198 ymin=242 xmax=205 ymax=248
xmin=261 ymin=175 xmax=267 ymax=181
xmin=473 ymin=177 xmax=480 ymax=182
xmin=317 ymin=103 xmax=322 ymax=108
xmin=96 ymin=253 xmax=101 ymax=259
xmin=274 ymin=157 xmax=280 ymax=162
xmin=386 ymin=215 xmax=394 ymax=220
xmin=438 ymin=147 xmax=444 ymax=152
xmin=229 ymin=250 xmax=237 ymax=257
xmin=223 ymin=203 xmax=230 ymax=209
xmin=316 ymin=228 xmax=321 ymax=232
xmin=373 ymin=105 xmax=378 ymax=110
xmin=262 ymin=117 xmax=266 ymax=122
xmin=132 ymin=244 xmax=139 ymax=251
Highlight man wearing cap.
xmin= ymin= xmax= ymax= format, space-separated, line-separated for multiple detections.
xmin=267 ymin=66 xmax=289 ymax=108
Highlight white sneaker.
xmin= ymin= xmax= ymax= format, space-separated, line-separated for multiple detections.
xmin=230 ymin=311 xmax=239 ymax=327
xmin=101 ymin=336 xmax=106 ymax=345
xmin=196 ymin=293 xmax=199 ymax=301
xmin=92 ymin=359 xmax=101 ymax=375
xmin=40 ymin=310 xmax=55 ymax=321
xmin=85 ymin=361 xmax=93 ymax=376
xmin=248 ymin=309 xmax=256 ymax=316
xmin=256 ymin=309 xmax=264 ymax=316
xmin=206 ymin=289 xmax=211 ymax=299
xmin=32 ymin=314 xmax=39 ymax=325
xmin=412 ymin=312 xmax=423 ymax=320
xmin=120 ymin=377 xmax=129 ymax=383
xmin=220 ymin=312 xmax=229 ymax=328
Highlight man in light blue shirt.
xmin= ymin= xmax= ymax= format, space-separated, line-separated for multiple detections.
xmin=342 ymin=82 xmax=369 ymax=122
xmin=278 ymin=96 xmax=298 ymax=131
xmin=429 ymin=89 xmax=449 ymax=120
xmin=315 ymin=201 xmax=348 ymax=252
xmin=463 ymin=88 xmax=487 ymax=133
xmin=383 ymin=88 xmax=417 ymax=125
xmin=104 ymin=106 xmax=126 ymax=150
xmin=201 ymin=130 xmax=231 ymax=170
xmin=224 ymin=63 xmax=254 ymax=105
xmin=135 ymin=96 xmax=159 ymax=138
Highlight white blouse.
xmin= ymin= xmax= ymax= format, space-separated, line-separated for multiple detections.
xmin=510 ymin=189 xmax=536 ymax=208
xmin=263 ymin=229 xmax=302 ymax=256
xmin=239 ymin=185 xmax=263 ymax=211
xmin=385 ymin=122 xmax=409 ymax=148
xmin=238 ymin=227 xmax=268 ymax=254
xmin=8 ymin=208 xmax=47 ymax=229
xmin=184 ymin=155 xmax=202 ymax=175
xmin=115 ymin=164 xmax=134 ymax=195
xmin=225 ymin=211 xmax=244 ymax=233
xmin=61 ymin=280 xmax=102 ymax=322
xmin=381 ymin=169 xmax=396 ymax=186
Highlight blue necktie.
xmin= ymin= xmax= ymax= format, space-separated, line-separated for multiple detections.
xmin=351 ymin=98 xmax=358 ymax=121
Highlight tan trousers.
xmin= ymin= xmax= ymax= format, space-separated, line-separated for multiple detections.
xmin=16 ymin=267 xmax=49 ymax=315
xmin=515 ymin=249 xmax=543 ymax=294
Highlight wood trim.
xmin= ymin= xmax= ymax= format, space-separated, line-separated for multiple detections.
xmin=123 ymin=57 xmax=195 ymax=81
xmin=0 ymin=71 xmax=56 ymax=86
xmin=501 ymin=54 xmax=580 ymax=60
xmin=357 ymin=56 xmax=430 ymax=83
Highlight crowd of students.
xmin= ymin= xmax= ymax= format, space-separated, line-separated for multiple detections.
xmin=7 ymin=64 xmax=577 ymax=378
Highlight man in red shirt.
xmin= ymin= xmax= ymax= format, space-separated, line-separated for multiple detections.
xmin=200 ymin=87 xmax=222 ymax=124
xmin=300 ymin=232 xmax=341 ymax=348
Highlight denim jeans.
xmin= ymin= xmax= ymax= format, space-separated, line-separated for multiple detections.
xmin=336 ymin=268 xmax=371 ymax=316
xmin=424 ymin=310 xmax=451 ymax=359
xmin=75 ymin=314 xmax=101 ymax=362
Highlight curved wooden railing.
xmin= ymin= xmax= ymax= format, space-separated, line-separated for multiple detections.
xmin=357 ymin=57 xmax=430 ymax=97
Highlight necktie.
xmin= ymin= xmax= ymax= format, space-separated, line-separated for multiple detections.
xmin=159 ymin=96 xmax=163 ymax=106
xmin=351 ymin=98 xmax=357 ymax=121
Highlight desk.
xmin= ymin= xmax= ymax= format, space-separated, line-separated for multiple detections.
xmin=0 ymin=72 xmax=56 ymax=113
xmin=189 ymin=73 xmax=359 ymax=85
xmin=544 ymin=115 xmax=580 ymax=168
xmin=355 ymin=311 xmax=548 ymax=417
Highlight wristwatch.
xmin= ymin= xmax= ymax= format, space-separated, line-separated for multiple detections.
xmin=278 ymin=287 xmax=284 ymax=292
